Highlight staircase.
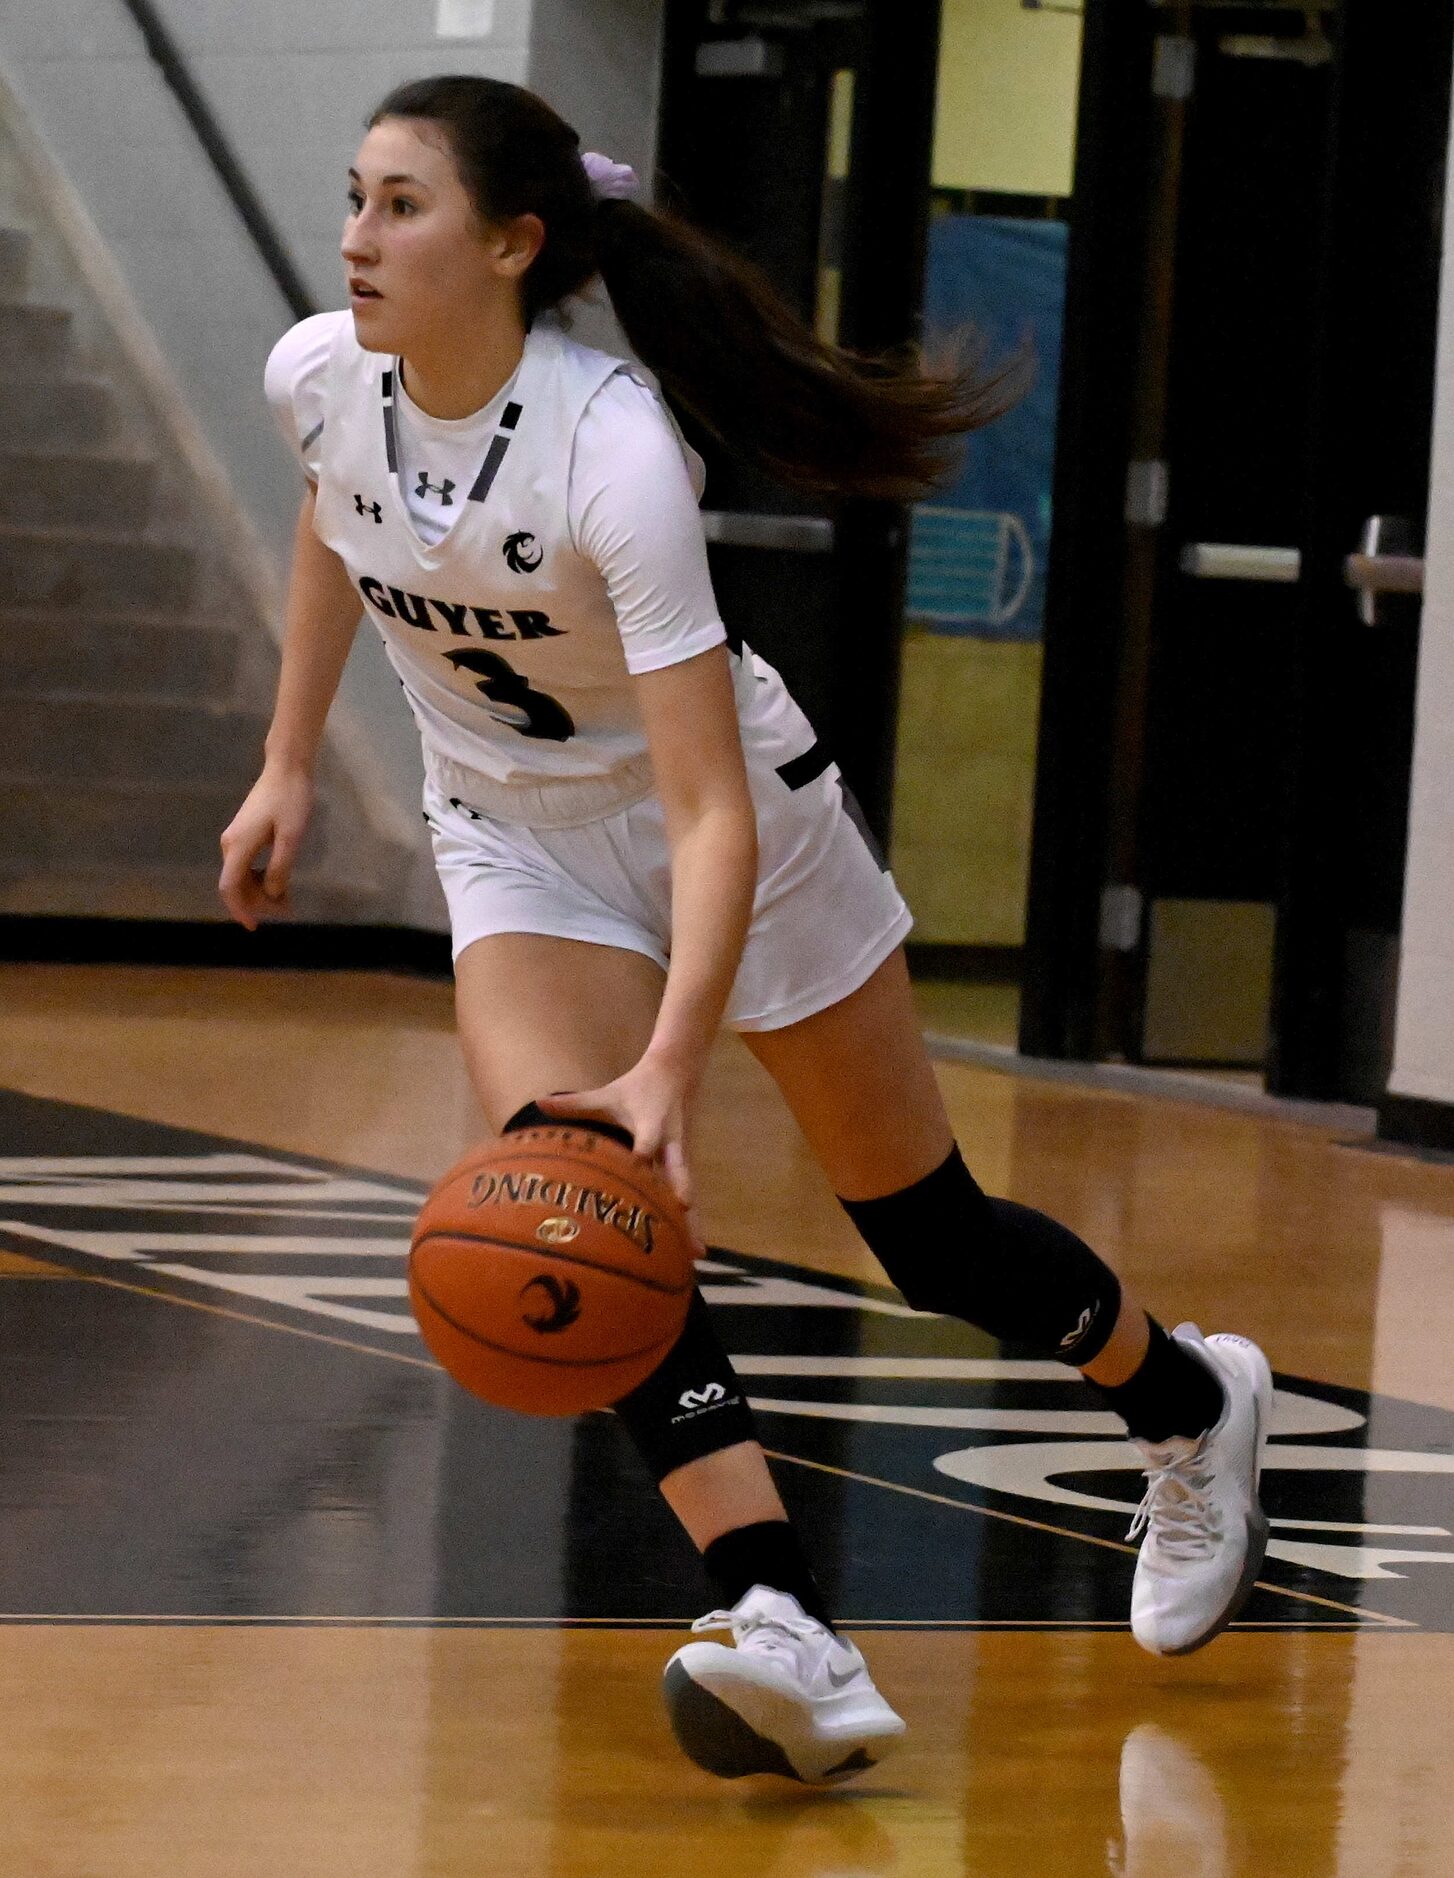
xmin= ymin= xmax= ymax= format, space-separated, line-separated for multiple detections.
xmin=0 ymin=213 xmax=415 ymax=927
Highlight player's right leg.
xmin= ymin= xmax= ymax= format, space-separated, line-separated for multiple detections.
xmin=451 ymin=929 xmax=905 ymax=1781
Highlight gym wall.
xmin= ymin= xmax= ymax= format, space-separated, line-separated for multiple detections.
xmin=0 ymin=0 xmax=660 ymax=929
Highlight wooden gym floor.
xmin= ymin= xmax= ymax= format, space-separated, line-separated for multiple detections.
xmin=1 ymin=961 xmax=1452 ymax=1876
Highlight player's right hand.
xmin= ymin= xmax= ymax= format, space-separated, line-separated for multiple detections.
xmin=218 ymin=765 xmax=315 ymax=930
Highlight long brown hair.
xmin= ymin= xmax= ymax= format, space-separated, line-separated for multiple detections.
xmin=370 ymin=75 xmax=1029 ymax=503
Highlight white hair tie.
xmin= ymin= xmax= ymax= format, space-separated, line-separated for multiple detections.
xmin=582 ymin=150 xmax=641 ymax=202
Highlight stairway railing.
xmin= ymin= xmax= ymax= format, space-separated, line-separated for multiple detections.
xmin=116 ymin=0 xmax=317 ymax=321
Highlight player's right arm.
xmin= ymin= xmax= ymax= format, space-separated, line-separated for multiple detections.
xmin=218 ymin=485 xmax=361 ymax=930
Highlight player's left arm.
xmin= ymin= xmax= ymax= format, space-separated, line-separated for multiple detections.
xmin=635 ymin=641 xmax=760 ymax=1069
xmin=538 ymin=645 xmax=757 ymax=1208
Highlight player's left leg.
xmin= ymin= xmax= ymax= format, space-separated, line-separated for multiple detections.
xmin=452 ymin=931 xmax=904 ymax=1779
xmin=742 ymin=947 xmax=1272 ymax=1657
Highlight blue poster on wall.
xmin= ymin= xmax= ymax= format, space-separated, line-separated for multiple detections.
xmin=907 ymin=214 xmax=1068 ymax=641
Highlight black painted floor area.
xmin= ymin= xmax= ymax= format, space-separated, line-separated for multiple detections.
xmin=1 ymin=1088 xmax=1449 ymax=1630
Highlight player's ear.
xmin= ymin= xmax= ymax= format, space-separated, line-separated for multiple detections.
xmin=489 ymin=211 xmax=545 ymax=280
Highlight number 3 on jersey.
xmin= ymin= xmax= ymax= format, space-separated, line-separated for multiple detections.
xmin=442 ymin=647 xmax=575 ymax=742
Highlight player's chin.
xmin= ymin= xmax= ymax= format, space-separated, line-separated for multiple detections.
xmin=348 ymin=299 xmax=400 ymax=351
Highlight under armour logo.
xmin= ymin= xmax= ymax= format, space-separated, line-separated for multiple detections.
xmin=354 ymin=493 xmax=383 ymax=523
xmin=678 ymin=1383 xmax=727 ymax=1411
xmin=519 ymin=1273 xmax=582 ymax=1334
xmin=416 ymin=470 xmax=456 ymax=505
xmin=503 ymin=530 xmax=543 ymax=574
xmin=1058 ymin=1303 xmax=1099 ymax=1351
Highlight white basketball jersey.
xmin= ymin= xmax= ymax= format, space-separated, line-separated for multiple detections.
xmin=310 ymin=316 xmax=822 ymax=827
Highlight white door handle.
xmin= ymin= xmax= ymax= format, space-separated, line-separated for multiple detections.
xmin=1178 ymin=542 xmax=1301 ymax=582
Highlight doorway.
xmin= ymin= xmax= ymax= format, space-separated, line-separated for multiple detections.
xmin=893 ymin=0 xmax=1085 ymax=1047
xmin=1021 ymin=0 xmax=1449 ymax=1103
xmin=658 ymin=2 xmax=1087 ymax=1049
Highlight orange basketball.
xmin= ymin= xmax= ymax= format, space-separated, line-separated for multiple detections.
xmin=408 ymin=1122 xmax=696 ymax=1416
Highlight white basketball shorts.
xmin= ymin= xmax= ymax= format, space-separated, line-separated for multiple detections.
xmin=425 ymin=754 xmax=913 ymax=1032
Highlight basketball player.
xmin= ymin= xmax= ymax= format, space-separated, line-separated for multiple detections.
xmin=223 ymin=77 xmax=1273 ymax=1785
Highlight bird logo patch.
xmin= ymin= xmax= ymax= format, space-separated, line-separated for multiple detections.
xmin=503 ymin=531 xmax=543 ymax=574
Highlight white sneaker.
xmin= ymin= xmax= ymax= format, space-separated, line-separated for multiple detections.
xmin=662 ymin=1585 xmax=907 ymax=1783
xmin=1127 ymin=1325 xmax=1273 ymax=1656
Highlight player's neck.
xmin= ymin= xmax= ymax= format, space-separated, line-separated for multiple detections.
xmin=399 ymin=315 xmax=527 ymax=422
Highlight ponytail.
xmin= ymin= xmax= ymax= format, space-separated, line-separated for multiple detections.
xmin=370 ymin=75 xmax=1029 ymax=503
xmin=594 ymin=199 xmax=1028 ymax=503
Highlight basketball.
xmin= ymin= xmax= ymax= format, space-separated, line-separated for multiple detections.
xmin=408 ymin=1122 xmax=697 ymax=1416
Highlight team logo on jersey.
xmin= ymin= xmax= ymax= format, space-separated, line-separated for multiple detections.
xmin=503 ymin=530 xmax=544 ymax=574
xmin=354 ymin=493 xmax=383 ymax=523
xmin=416 ymin=471 xmax=456 ymax=506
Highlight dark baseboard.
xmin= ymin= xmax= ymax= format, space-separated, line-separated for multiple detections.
xmin=1376 ymin=1092 xmax=1454 ymax=1155
xmin=906 ymin=943 xmax=1022 ymax=983
xmin=0 ymin=916 xmax=454 ymax=977
xmin=1 ymin=923 xmax=1027 ymax=989
xmin=1138 ymin=1056 xmax=1265 ymax=1073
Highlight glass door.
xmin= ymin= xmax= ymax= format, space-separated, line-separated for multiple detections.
xmin=893 ymin=0 xmax=1086 ymax=1046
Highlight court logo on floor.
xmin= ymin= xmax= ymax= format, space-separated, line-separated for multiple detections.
xmin=1 ymin=1087 xmax=1450 ymax=1629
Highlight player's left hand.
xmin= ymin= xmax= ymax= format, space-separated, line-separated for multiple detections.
xmin=536 ymin=1049 xmax=700 ymax=1227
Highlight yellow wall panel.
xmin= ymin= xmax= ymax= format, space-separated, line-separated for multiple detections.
xmin=933 ymin=0 xmax=1082 ymax=197
xmin=891 ymin=633 xmax=1043 ymax=946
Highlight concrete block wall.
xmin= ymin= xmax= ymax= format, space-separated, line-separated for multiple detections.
xmin=0 ymin=0 xmax=663 ymax=927
xmin=1389 ymin=100 xmax=1454 ymax=1106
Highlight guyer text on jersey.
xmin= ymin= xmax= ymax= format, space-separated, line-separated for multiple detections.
xmin=357 ymin=577 xmax=566 ymax=643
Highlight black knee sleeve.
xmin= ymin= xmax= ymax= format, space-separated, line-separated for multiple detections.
xmin=503 ymin=1104 xmax=759 ymax=1477
xmin=610 ymin=1290 xmax=760 ymax=1481
xmin=502 ymin=1099 xmax=634 ymax=1152
xmin=839 ymin=1147 xmax=1122 ymax=1365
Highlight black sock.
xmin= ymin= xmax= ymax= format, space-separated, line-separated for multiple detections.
xmin=701 ymin=1520 xmax=836 ymax=1633
xmin=1089 ymin=1318 xmax=1225 ymax=1443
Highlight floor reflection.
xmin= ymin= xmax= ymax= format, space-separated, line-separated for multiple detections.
xmin=6 ymin=1626 xmax=1449 ymax=1876
xmin=1110 ymin=1723 xmax=1229 ymax=1878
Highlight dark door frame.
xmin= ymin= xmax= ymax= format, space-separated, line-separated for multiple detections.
xmin=1019 ymin=0 xmax=1155 ymax=1058
xmin=654 ymin=1 xmax=942 ymax=846
xmin=833 ymin=5 xmax=945 ymax=842
xmin=1267 ymin=0 xmax=1451 ymax=1099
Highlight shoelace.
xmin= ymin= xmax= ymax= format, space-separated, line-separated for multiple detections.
xmin=690 ymin=1605 xmax=827 ymax=1671
xmin=1126 ymin=1446 xmax=1223 ymax=1560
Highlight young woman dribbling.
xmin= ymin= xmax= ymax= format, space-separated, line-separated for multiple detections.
xmin=222 ymin=76 xmax=1273 ymax=1785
